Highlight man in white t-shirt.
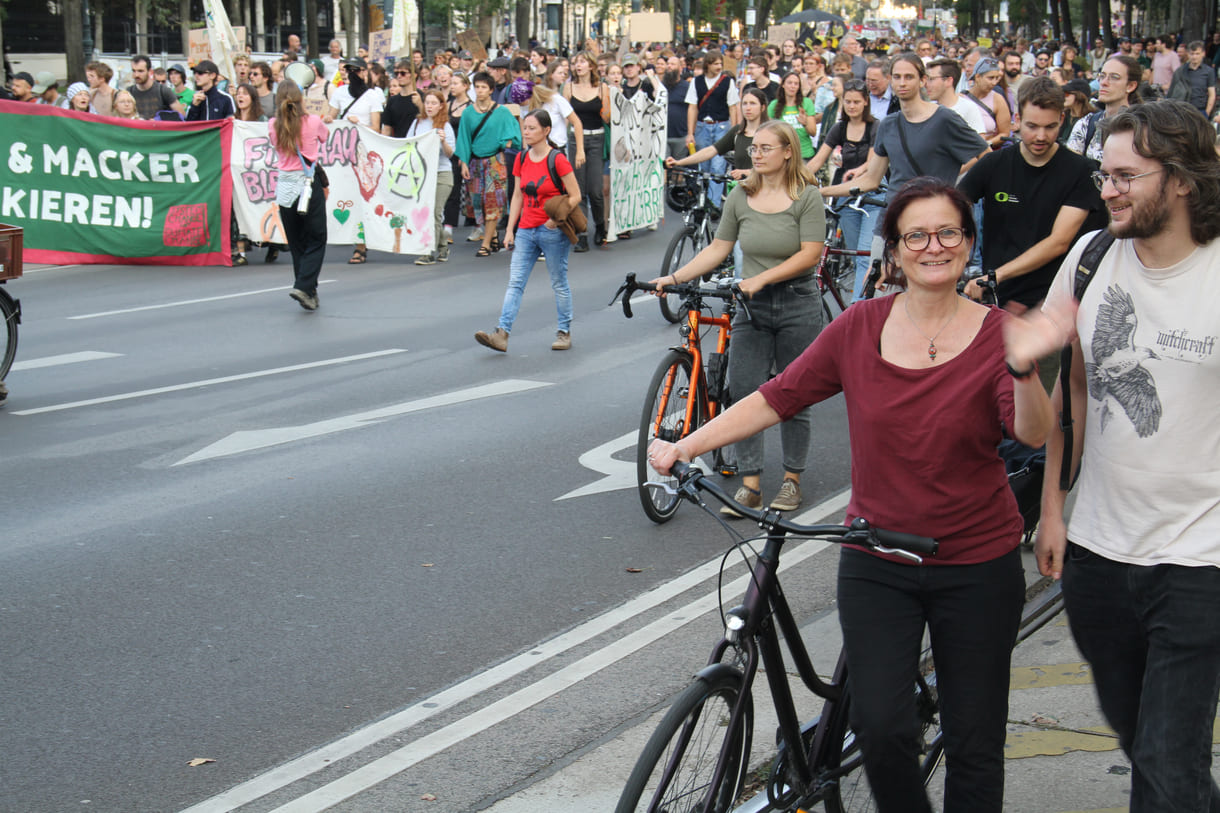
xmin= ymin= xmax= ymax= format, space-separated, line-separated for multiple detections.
xmin=1029 ymin=101 xmax=1220 ymax=813
xmin=925 ymin=58 xmax=987 ymax=135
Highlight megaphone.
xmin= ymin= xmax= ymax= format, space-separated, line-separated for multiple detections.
xmin=284 ymin=61 xmax=316 ymax=90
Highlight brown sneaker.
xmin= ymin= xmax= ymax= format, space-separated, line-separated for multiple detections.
xmin=720 ymin=486 xmax=763 ymax=518
xmin=475 ymin=327 xmax=509 ymax=352
xmin=769 ymin=478 xmax=802 ymax=512
xmin=551 ymin=330 xmax=571 ymax=351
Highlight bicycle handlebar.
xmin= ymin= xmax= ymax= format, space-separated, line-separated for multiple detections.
xmin=610 ymin=272 xmax=752 ymax=322
xmin=828 ymin=193 xmax=889 ymax=214
xmin=667 ymin=164 xmax=734 ymax=185
xmin=668 ymin=461 xmax=939 ymax=559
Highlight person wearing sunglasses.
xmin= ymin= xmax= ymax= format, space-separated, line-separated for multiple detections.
xmin=651 ymin=121 xmax=828 ymax=516
xmin=650 ymin=177 xmax=1056 ymax=812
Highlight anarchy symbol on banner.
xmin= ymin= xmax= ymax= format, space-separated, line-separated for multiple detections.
xmin=386 ymin=144 xmax=426 ymax=200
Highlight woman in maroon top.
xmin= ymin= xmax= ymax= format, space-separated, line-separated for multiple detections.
xmin=649 ymin=178 xmax=1059 ymax=812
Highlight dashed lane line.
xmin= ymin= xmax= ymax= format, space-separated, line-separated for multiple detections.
xmin=67 ymin=280 xmax=338 ymax=319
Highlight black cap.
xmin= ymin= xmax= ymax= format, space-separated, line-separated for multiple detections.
xmin=193 ymin=59 xmax=219 ymax=74
xmin=1061 ymin=78 xmax=1093 ymax=98
xmin=343 ymin=56 xmax=367 ymax=69
xmin=488 ymin=57 xmax=510 ymax=69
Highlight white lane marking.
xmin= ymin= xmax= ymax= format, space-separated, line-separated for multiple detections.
xmin=628 ymin=293 xmax=654 ymax=308
xmin=11 ymin=351 xmax=123 ymax=371
xmin=178 ymin=489 xmax=851 ymax=813
xmin=556 ymin=431 xmax=717 ymax=501
xmin=174 ymin=379 xmax=555 ymax=465
xmin=67 ymin=280 xmax=339 ymax=320
xmin=11 ymin=349 xmax=407 ymax=416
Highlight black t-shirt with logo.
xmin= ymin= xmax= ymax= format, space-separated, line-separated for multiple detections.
xmin=958 ymin=144 xmax=1102 ymax=307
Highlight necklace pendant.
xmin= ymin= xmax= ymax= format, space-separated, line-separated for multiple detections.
xmin=928 ymin=342 xmax=937 ymax=361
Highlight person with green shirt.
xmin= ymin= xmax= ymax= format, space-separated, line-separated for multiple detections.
xmin=455 ymin=71 xmax=522 ymax=257
xmin=166 ymin=64 xmax=194 ymax=107
xmin=767 ymin=72 xmax=819 ymax=159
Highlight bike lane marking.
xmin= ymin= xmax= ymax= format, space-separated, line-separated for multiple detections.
xmin=11 ymin=349 xmax=407 ymax=416
xmin=174 ymin=379 xmax=555 ymax=465
xmin=11 ymin=351 xmax=123 ymax=371
xmin=178 ymin=489 xmax=851 ymax=813
xmin=66 ymin=280 xmax=339 ymax=320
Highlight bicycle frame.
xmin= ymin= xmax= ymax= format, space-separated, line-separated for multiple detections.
xmin=653 ymin=299 xmax=734 ymax=448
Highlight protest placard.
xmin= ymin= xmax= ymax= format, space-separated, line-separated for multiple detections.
xmin=0 ymin=102 xmax=231 ymax=265
xmin=629 ymin=12 xmax=672 ymax=42
xmin=231 ymin=121 xmax=439 ymax=255
xmin=608 ymin=86 xmax=667 ymax=234
xmin=455 ymin=30 xmax=487 ymax=60
xmin=369 ymin=29 xmax=394 ymax=64
xmin=767 ymin=23 xmax=798 ymax=45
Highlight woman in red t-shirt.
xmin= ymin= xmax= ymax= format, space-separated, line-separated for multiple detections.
xmin=475 ymin=109 xmax=582 ymax=353
xmin=649 ymin=178 xmax=1062 ymax=812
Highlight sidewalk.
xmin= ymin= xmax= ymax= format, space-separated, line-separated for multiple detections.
xmin=481 ymin=539 xmax=1219 ymax=813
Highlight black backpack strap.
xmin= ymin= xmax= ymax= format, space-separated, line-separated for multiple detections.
xmin=1057 ymin=229 xmax=1116 ymax=491
xmin=546 ymin=148 xmax=564 ymax=192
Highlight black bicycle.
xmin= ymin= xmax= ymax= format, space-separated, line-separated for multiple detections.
xmin=659 ymin=166 xmax=736 ymax=324
xmin=615 ymin=462 xmax=1065 ymax=813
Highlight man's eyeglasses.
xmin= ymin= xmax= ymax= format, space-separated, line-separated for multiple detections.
xmin=394 ymin=70 xmax=410 ymax=75
xmin=1091 ymin=168 xmax=1163 ymax=193
xmin=898 ymin=227 xmax=966 ymax=251
xmin=1097 ymin=71 xmax=1127 ymax=84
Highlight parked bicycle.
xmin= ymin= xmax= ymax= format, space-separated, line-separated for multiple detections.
xmin=610 ymin=273 xmax=748 ymax=524
xmin=815 ymin=194 xmax=888 ymax=319
xmin=659 ymin=166 xmax=736 ymax=324
xmin=0 ymin=227 xmax=24 ymax=399
xmin=615 ymin=462 xmax=1065 ymax=813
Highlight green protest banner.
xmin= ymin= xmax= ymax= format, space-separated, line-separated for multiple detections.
xmin=0 ymin=102 xmax=232 ymax=265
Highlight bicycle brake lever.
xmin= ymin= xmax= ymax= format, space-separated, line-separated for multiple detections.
xmin=871 ymin=545 xmax=924 ymax=564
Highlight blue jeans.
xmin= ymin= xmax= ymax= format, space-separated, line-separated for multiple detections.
xmin=1063 ymin=543 xmax=1220 ymax=813
xmin=839 ymin=546 xmax=1024 ymax=813
xmin=728 ymin=277 xmax=824 ymax=476
xmin=498 ymin=224 xmax=572 ymax=334
xmin=837 ymin=200 xmax=883 ymax=302
xmin=694 ymin=120 xmax=731 ymax=207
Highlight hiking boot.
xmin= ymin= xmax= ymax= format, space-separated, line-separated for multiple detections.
xmin=437 ymin=245 xmax=450 ymax=262
xmin=720 ymin=486 xmax=762 ymax=518
xmin=475 ymin=327 xmax=509 ymax=352
xmin=415 ymin=253 xmax=437 ymax=265
xmin=770 ymin=478 xmax=802 ymax=512
xmin=289 ymin=289 xmax=318 ymax=311
xmin=551 ymin=330 xmax=571 ymax=350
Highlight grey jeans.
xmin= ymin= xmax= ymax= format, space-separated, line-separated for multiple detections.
xmin=728 ymin=275 xmax=826 ymax=476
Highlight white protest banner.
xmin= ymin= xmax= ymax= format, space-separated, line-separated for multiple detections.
xmin=608 ymin=86 xmax=667 ymax=234
xmin=230 ymin=121 xmax=439 ymax=255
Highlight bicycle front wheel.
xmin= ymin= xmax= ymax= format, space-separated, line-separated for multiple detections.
xmin=615 ymin=671 xmax=754 ymax=813
xmin=659 ymin=226 xmax=701 ymax=323
xmin=823 ymin=673 xmax=944 ymax=813
xmin=0 ymin=289 xmax=18 ymax=381
xmin=637 ymin=350 xmax=701 ymax=524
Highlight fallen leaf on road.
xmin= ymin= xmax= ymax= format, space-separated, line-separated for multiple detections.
xmin=186 ymin=758 xmax=215 ymax=767
xmin=420 ymin=793 xmax=437 ymax=801
xmin=626 ymin=567 xmax=643 ymax=573
xmin=421 ymin=563 xmax=434 ymax=567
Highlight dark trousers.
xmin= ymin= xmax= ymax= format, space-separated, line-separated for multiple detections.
xmin=279 ymin=181 xmax=327 ymax=296
xmin=838 ymin=546 xmax=1024 ymax=813
xmin=569 ymin=132 xmax=605 ymax=240
xmin=443 ymin=154 xmax=461 ymax=229
xmin=1063 ymin=543 xmax=1220 ymax=813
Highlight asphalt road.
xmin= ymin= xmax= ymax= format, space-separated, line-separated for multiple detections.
xmin=1 ymin=226 xmax=853 ymax=813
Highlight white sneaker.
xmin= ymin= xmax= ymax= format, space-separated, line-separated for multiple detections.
xmin=467 ymin=227 xmax=484 ymax=242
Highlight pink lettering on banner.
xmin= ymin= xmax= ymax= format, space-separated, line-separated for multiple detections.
xmin=319 ymin=127 xmax=360 ymax=167
xmin=163 ymin=203 xmax=210 ymax=247
xmin=241 ymin=169 xmax=278 ymax=204
xmin=243 ymin=137 xmax=279 ymax=171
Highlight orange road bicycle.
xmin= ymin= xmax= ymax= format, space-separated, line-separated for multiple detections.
xmin=611 ymin=273 xmax=751 ymax=524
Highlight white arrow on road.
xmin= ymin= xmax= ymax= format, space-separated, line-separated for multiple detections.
xmin=556 ymin=431 xmax=716 ymax=501
xmin=174 ymin=379 xmax=553 ymax=466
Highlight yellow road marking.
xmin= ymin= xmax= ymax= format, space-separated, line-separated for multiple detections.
xmin=1010 ymin=662 xmax=1093 ymax=689
xmin=1005 ymin=727 xmax=1119 ymax=758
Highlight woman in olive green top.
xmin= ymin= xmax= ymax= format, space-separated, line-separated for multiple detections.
xmin=651 ymin=120 xmax=826 ymax=515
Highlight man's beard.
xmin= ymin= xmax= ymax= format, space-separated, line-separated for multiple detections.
xmin=1109 ymin=177 xmax=1174 ymax=240
xmin=1006 ymin=69 xmax=1020 ymax=79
